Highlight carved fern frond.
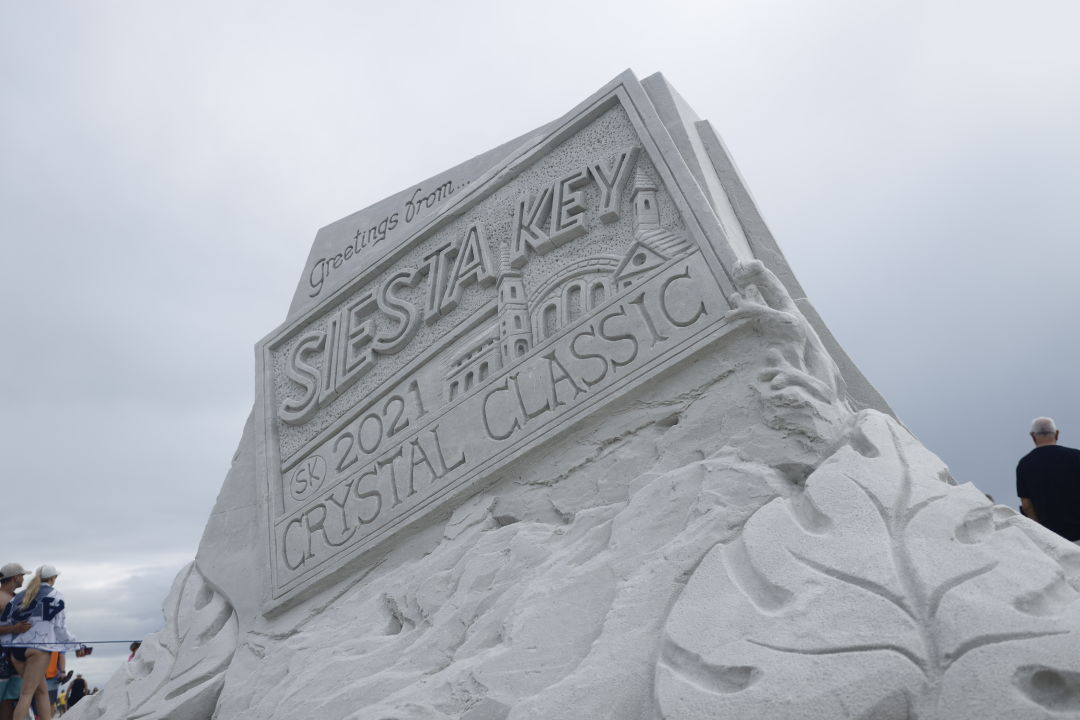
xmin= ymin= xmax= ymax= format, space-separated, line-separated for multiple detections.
xmin=656 ymin=412 xmax=1080 ymax=720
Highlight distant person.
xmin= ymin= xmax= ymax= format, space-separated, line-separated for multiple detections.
xmin=65 ymin=675 xmax=86 ymax=709
xmin=0 ymin=565 xmax=89 ymax=720
xmin=1017 ymin=417 xmax=1080 ymax=543
xmin=0 ymin=563 xmax=33 ymax=720
xmin=128 ymin=641 xmax=141 ymax=661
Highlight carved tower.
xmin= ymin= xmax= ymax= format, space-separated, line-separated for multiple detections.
xmin=613 ymin=163 xmax=694 ymax=289
xmin=632 ymin=164 xmax=660 ymax=230
xmin=497 ymin=240 xmax=532 ymax=362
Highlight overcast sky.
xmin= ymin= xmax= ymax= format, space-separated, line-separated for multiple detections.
xmin=2 ymin=0 xmax=1078 ymax=688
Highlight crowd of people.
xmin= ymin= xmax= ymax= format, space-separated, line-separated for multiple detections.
xmin=0 ymin=564 xmax=100 ymax=720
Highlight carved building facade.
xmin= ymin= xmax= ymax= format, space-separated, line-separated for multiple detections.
xmin=442 ymin=163 xmax=692 ymax=403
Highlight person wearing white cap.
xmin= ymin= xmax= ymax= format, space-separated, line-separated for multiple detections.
xmin=0 ymin=565 xmax=89 ymax=720
xmin=1 ymin=563 xmax=33 ymax=720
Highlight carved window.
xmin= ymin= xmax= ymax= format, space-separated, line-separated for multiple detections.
xmin=510 ymin=286 xmax=518 ymax=299
xmin=465 ymin=372 xmax=474 ymax=391
xmin=543 ymin=303 xmax=559 ymax=338
xmin=516 ymin=340 xmax=527 ymax=357
xmin=449 ymin=381 xmax=459 ymax=401
xmin=566 ymin=284 xmax=583 ymax=323
xmin=514 ymin=315 xmax=523 ymax=330
xmin=591 ymin=282 xmax=605 ymax=308
xmin=479 ymin=362 xmax=489 ymax=381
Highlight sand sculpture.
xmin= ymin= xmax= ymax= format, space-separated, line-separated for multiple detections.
xmin=70 ymin=71 xmax=1080 ymax=720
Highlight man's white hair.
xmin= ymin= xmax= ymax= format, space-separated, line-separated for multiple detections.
xmin=1030 ymin=417 xmax=1058 ymax=435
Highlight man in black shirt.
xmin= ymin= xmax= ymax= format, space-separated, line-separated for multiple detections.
xmin=1016 ymin=417 xmax=1080 ymax=543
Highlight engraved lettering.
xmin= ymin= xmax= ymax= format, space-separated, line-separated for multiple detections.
xmin=407 ymin=379 xmax=427 ymax=417
xmin=284 ymin=275 xmax=432 ymax=426
xmin=332 ymin=432 xmax=358 ymax=474
xmin=510 ymin=186 xmax=554 ymax=268
xmin=542 ymin=348 xmax=587 ymax=407
xmin=569 ymin=327 xmax=609 ymax=387
xmin=290 ymin=455 xmax=326 ymax=500
xmin=322 ymin=482 xmax=357 ymax=545
xmin=628 ymin=291 xmax=669 ymax=347
xmin=374 ymin=268 xmax=423 ymax=354
xmin=429 ymin=425 xmax=466 ymax=474
xmin=317 ymin=315 xmax=341 ymax=405
xmin=440 ymin=225 xmax=497 ymax=314
xmin=315 ymin=380 xmax=433 ymax=472
xmin=357 ymin=412 xmax=383 ymax=455
xmin=379 ymin=446 xmax=408 ymax=507
xmin=405 ymin=181 xmax=455 ymax=224
xmin=353 ymin=467 xmax=382 ymax=524
xmin=308 ymin=259 xmax=329 ymax=297
xmin=421 ymin=240 xmax=457 ymax=323
xmin=511 ymin=372 xmax=551 ymax=421
xmin=589 ymin=147 xmax=640 ymax=222
xmin=306 ymin=487 xmax=356 ymax=549
xmin=384 ymin=395 xmax=408 ymax=437
xmin=338 ymin=292 xmax=377 ymax=389
xmin=282 ymin=517 xmax=308 ymax=570
xmin=408 ymin=436 xmax=439 ymax=488
xmin=598 ymin=306 xmax=639 ymax=371
xmin=659 ymin=266 xmax=707 ymax=328
xmin=547 ymin=170 xmax=589 ymax=247
xmin=282 ymin=149 xmax=652 ymax=425
xmin=482 ymin=377 xmax=521 ymax=441
xmin=302 ymin=146 xmax=630 ymax=306
xmin=279 ymin=331 xmax=326 ymax=425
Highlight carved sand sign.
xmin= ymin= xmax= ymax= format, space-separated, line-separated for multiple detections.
xmin=254 ymin=73 xmax=749 ymax=607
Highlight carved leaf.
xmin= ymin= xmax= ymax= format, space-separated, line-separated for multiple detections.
xmin=69 ymin=563 xmax=237 ymax=720
xmin=655 ymin=412 xmax=1080 ymax=720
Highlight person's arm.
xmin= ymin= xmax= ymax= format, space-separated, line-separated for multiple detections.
xmin=0 ymin=598 xmax=31 ymax=634
xmin=1016 ymin=463 xmax=1039 ymax=523
xmin=0 ymin=620 xmax=32 ymax=634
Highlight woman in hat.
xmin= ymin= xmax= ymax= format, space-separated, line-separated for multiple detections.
xmin=0 ymin=565 xmax=89 ymax=720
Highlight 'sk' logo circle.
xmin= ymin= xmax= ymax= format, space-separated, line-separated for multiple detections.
xmin=290 ymin=456 xmax=326 ymax=500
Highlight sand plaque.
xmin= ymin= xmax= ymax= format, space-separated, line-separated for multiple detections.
xmin=255 ymin=73 xmax=750 ymax=605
